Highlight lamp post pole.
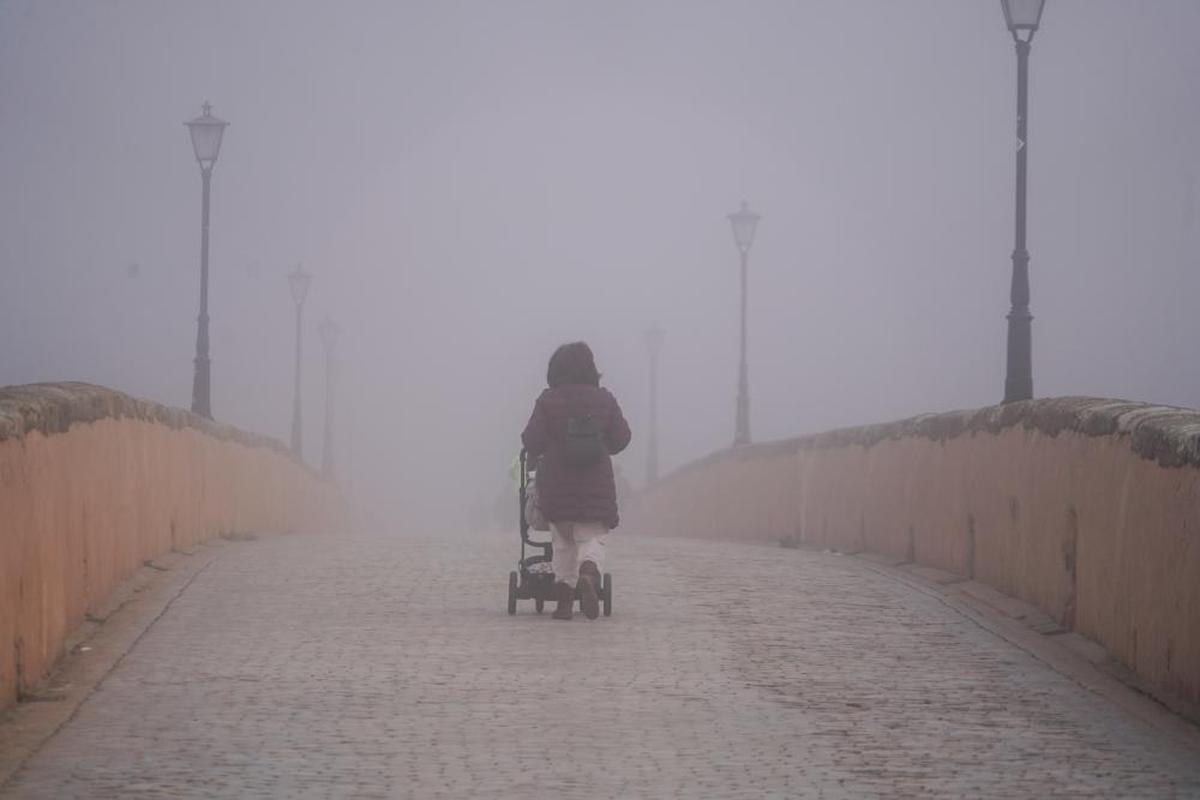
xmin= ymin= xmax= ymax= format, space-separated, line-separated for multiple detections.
xmin=193 ymin=165 xmax=213 ymax=417
xmin=737 ymin=246 xmax=750 ymax=445
xmin=288 ymin=265 xmax=313 ymax=457
xmin=1001 ymin=0 xmax=1046 ymax=403
xmin=292 ymin=298 xmax=304 ymax=455
xmin=319 ymin=317 xmax=340 ymax=480
xmin=184 ymin=102 xmax=228 ymax=419
xmin=644 ymin=325 xmax=665 ymax=485
xmin=728 ymin=201 xmax=761 ymax=446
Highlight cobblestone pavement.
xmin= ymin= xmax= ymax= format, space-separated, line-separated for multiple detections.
xmin=4 ymin=529 xmax=1200 ymax=799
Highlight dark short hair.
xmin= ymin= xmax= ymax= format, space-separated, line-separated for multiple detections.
xmin=547 ymin=341 xmax=600 ymax=387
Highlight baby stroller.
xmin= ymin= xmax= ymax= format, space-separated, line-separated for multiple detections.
xmin=507 ymin=448 xmax=612 ymax=616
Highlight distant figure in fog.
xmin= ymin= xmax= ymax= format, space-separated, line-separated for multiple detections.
xmin=522 ymin=342 xmax=631 ymax=620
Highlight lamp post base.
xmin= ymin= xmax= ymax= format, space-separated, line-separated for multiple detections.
xmin=1003 ymin=305 xmax=1033 ymax=404
xmin=734 ymin=385 xmax=751 ymax=447
xmin=191 ymin=357 xmax=211 ymax=419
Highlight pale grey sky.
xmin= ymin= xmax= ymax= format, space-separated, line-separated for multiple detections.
xmin=2 ymin=1 xmax=1198 ymax=529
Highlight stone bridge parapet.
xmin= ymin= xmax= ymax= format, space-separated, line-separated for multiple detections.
xmin=0 ymin=383 xmax=344 ymax=710
xmin=635 ymin=397 xmax=1200 ymax=719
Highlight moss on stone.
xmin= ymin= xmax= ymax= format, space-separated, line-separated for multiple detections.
xmin=0 ymin=382 xmax=295 ymax=462
xmin=671 ymin=396 xmax=1200 ymax=480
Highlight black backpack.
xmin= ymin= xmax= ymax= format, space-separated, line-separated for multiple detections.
xmin=563 ymin=414 xmax=606 ymax=468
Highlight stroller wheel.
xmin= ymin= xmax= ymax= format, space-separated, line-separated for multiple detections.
xmin=535 ymin=598 xmax=545 ymax=613
xmin=507 ymin=571 xmax=518 ymax=615
xmin=602 ymin=573 xmax=612 ymax=617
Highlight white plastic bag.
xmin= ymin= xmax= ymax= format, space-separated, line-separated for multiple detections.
xmin=525 ymin=481 xmax=550 ymax=532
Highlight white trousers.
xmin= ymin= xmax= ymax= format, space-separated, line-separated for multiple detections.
xmin=550 ymin=521 xmax=608 ymax=588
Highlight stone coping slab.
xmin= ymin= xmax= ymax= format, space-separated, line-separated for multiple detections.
xmin=665 ymin=396 xmax=1200 ymax=481
xmin=0 ymin=382 xmax=297 ymax=464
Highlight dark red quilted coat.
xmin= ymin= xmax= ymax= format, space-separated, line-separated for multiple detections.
xmin=521 ymin=384 xmax=631 ymax=529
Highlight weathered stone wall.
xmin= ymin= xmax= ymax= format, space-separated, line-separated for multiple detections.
xmin=0 ymin=383 xmax=344 ymax=709
xmin=634 ymin=397 xmax=1200 ymax=713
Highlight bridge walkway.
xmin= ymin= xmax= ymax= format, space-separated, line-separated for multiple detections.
xmin=2 ymin=529 xmax=1198 ymax=798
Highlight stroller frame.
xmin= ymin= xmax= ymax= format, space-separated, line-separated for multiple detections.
xmin=507 ymin=448 xmax=612 ymax=616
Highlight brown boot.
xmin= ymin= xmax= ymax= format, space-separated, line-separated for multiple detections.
xmin=578 ymin=561 xmax=600 ymax=620
xmin=552 ymin=581 xmax=574 ymax=620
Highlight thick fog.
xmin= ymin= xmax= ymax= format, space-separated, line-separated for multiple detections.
xmin=2 ymin=1 xmax=1198 ymax=532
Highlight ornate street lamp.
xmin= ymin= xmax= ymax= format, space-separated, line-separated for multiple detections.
xmin=184 ymin=102 xmax=229 ymax=419
xmin=644 ymin=324 xmax=665 ymax=485
xmin=287 ymin=264 xmax=313 ymax=456
xmin=319 ymin=316 xmax=340 ymax=480
xmin=1000 ymin=0 xmax=1046 ymax=403
xmin=728 ymin=201 xmax=761 ymax=446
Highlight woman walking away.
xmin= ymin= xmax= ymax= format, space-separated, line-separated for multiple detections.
xmin=522 ymin=342 xmax=631 ymax=620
